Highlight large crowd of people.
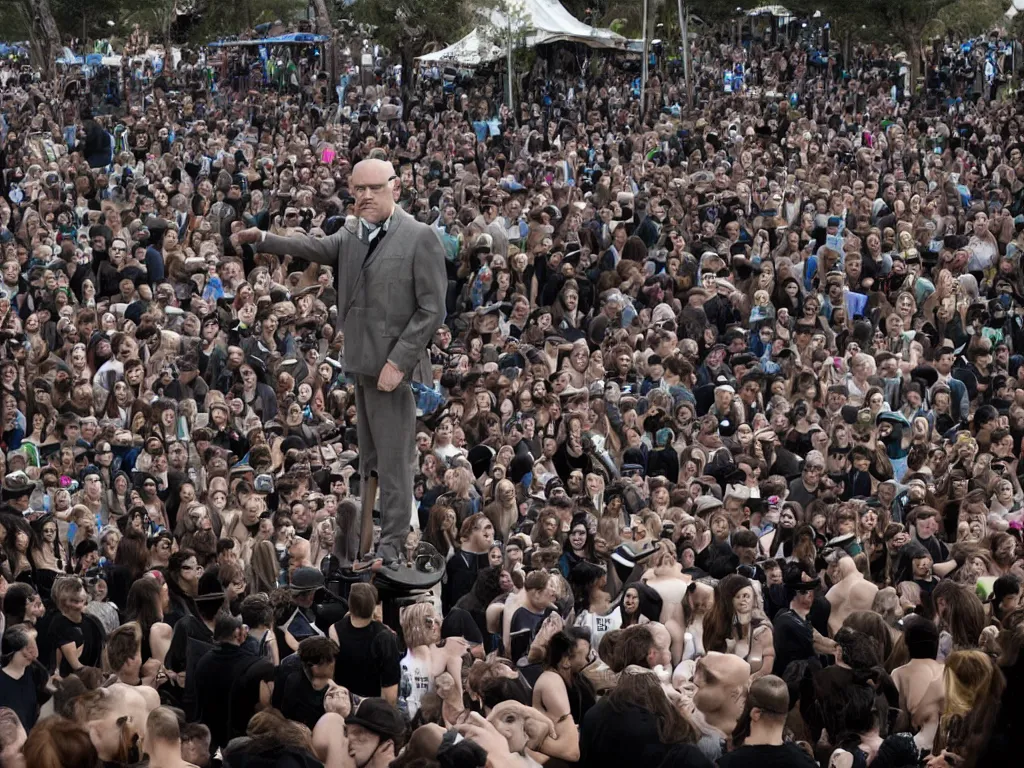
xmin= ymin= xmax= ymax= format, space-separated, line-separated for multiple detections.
xmin=0 ymin=20 xmax=1024 ymax=768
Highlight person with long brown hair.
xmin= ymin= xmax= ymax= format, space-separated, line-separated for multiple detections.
xmin=580 ymin=666 xmax=710 ymax=768
xmin=702 ymin=574 xmax=774 ymax=680
xmin=22 ymin=716 xmax=100 ymax=768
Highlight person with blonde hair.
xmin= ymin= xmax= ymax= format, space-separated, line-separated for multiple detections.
xmin=398 ymin=600 xmax=467 ymax=719
xmin=932 ymin=650 xmax=1006 ymax=768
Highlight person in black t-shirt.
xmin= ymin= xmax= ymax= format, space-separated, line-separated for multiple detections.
xmin=719 ymin=675 xmax=817 ymax=768
xmin=508 ymin=570 xmax=555 ymax=663
xmin=772 ymin=563 xmax=837 ymax=679
xmin=50 ymin=576 xmax=104 ymax=677
xmin=328 ymin=583 xmax=401 ymax=702
xmin=442 ymin=514 xmax=494 ymax=613
xmin=272 ymin=635 xmax=340 ymax=730
xmin=0 ymin=625 xmax=51 ymax=731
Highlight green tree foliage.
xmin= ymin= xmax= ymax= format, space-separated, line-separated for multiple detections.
xmin=0 ymin=0 xmax=63 ymax=78
xmin=791 ymin=0 xmax=964 ymax=85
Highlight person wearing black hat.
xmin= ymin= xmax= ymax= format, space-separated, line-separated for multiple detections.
xmin=193 ymin=613 xmax=275 ymax=755
xmin=0 ymin=473 xmax=33 ymax=517
xmin=280 ymin=566 xmax=327 ymax=642
xmin=771 ymin=562 xmax=836 ymax=679
xmin=344 ymin=697 xmax=407 ymax=768
xmin=166 ymin=568 xmax=225 ymax=720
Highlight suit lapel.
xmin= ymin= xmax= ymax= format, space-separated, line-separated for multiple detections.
xmin=349 ymin=209 xmax=407 ymax=300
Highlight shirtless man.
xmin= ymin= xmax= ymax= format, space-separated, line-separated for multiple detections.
xmin=532 ymin=629 xmax=590 ymax=763
xmin=145 ymin=706 xmax=199 ymax=768
xmin=689 ymin=651 xmax=751 ymax=763
xmin=890 ymin=619 xmax=945 ymax=752
xmin=825 ymin=554 xmax=879 ymax=636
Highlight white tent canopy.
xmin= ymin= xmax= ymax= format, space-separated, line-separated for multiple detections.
xmin=747 ymin=5 xmax=791 ymax=16
xmin=418 ymin=0 xmax=627 ymax=66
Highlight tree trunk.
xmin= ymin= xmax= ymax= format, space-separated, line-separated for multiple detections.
xmin=26 ymin=0 xmax=61 ymax=81
xmin=400 ymin=45 xmax=414 ymax=104
xmin=312 ymin=0 xmax=338 ymax=104
xmin=908 ymin=38 xmax=922 ymax=100
xmin=680 ymin=0 xmax=692 ymax=109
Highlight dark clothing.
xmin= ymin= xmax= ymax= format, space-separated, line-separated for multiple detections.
xmin=167 ymin=614 xmax=214 ymax=673
xmin=167 ymin=614 xmax=216 ymax=721
xmin=772 ymin=607 xmax=815 ymax=679
xmin=787 ymin=477 xmax=820 ymax=509
xmin=580 ymin=700 xmax=714 ymax=768
xmin=51 ymin=613 xmax=104 ymax=677
xmin=272 ymin=654 xmax=329 ymax=730
xmin=442 ymin=549 xmax=489 ymax=613
xmin=194 ymin=643 xmax=274 ymax=755
xmin=509 ymin=606 xmax=551 ymax=663
xmin=0 ymin=662 xmax=51 ymax=730
xmin=717 ymin=742 xmax=818 ymax=768
xmin=806 ymin=665 xmax=898 ymax=746
xmin=221 ymin=740 xmax=324 ymax=768
xmin=646 ymin=447 xmax=679 ymax=483
xmin=331 ymin=617 xmax=402 ymax=698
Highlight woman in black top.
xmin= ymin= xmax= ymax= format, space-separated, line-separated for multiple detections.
xmin=50 ymin=575 xmax=103 ymax=677
xmin=125 ymin=573 xmax=174 ymax=671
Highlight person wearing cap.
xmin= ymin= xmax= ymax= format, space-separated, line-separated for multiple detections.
xmin=344 ymin=697 xmax=407 ymax=768
xmin=280 ymin=566 xmax=327 ymax=642
xmin=0 ymin=474 xmax=33 ymax=517
xmin=165 ymin=569 xmax=226 ymax=710
xmin=696 ymin=343 xmax=729 ymax=388
xmin=237 ymin=159 xmax=446 ymax=567
xmin=771 ymin=562 xmax=836 ymax=679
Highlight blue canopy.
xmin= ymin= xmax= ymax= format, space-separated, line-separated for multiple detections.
xmin=208 ymin=33 xmax=328 ymax=48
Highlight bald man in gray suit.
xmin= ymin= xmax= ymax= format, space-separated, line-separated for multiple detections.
xmin=236 ymin=159 xmax=446 ymax=564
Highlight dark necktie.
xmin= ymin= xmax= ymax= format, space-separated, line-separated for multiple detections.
xmin=366 ymin=228 xmax=383 ymax=259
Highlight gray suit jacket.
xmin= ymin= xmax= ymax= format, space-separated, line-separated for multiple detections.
xmin=259 ymin=207 xmax=446 ymax=382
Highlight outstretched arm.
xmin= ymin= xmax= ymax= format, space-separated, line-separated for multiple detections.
xmin=236 ymin=226 xmax=344 ymax=267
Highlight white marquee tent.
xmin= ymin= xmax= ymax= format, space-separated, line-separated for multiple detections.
xmin=417 ymin=0 xmax=628 ymax=66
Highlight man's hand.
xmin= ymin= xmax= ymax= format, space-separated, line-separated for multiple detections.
xmin=377 ymin=360 xmax=404 ymax=392
xmin=454 ymin=712 xmax=516 ymax=761
xmin=234 ymin=227 xmax=264 ymax=245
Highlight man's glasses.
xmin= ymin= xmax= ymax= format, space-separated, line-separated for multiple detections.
xmin=352 ymin=176 xmax=397 ymax=196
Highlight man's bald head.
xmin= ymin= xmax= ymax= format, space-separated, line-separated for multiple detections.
xmin=352 ymin=158 xmax=395 ymax=181
xmin=351 ymin=159 xmax=397 ymax=224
